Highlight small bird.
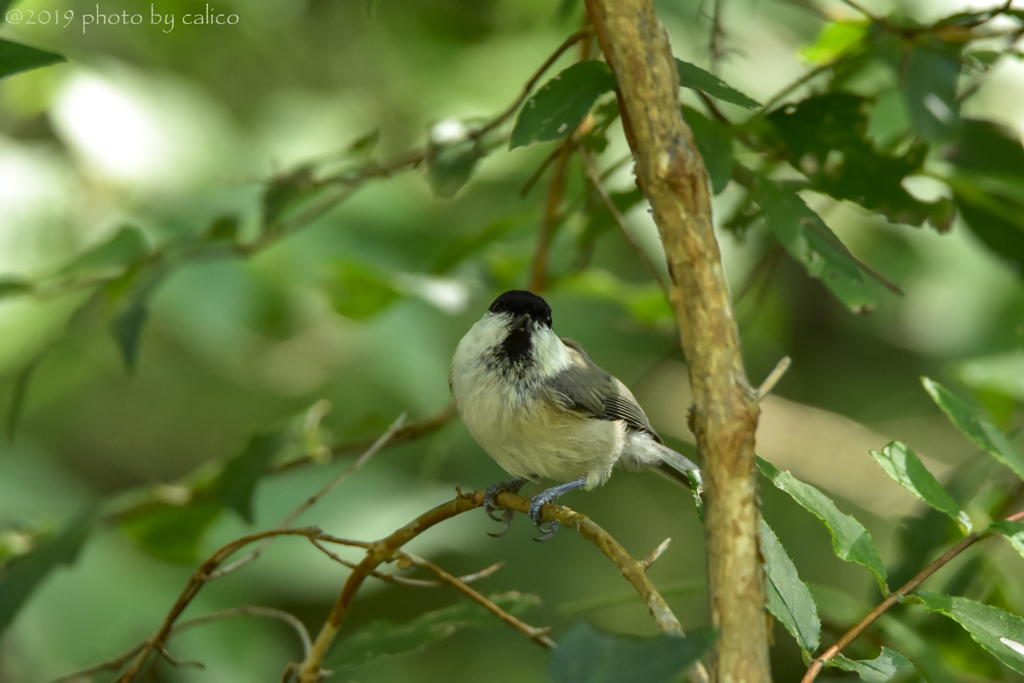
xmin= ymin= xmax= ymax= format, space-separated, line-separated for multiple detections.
xmin=449 ymin=290 xmax=699 ymax=541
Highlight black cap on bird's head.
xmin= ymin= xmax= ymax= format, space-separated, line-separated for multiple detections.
xmin=487 ymin=291 xmax=554 ymax=365
xmin=488 ymin=290 xmax=552 ymax=329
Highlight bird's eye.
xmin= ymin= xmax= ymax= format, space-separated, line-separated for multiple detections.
xmin=545 ymin=315 xmax=552 ymax=326
xmin=492 ymin=303 xmax=504 ymax=313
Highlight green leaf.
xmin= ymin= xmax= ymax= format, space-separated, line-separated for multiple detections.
xmin=325 ymin=592 xmax=541 ymax=670
xmin=205 ymin=215 xmax=240 ymax=243
xmin=425 ymin=137 xmax=487 ymax=198
xmin=510 ymin=61 xmax=616 ymax=149
xmin=344 ymin=128 xmax=380 ymax=158
xmin=328 ymin=262 xmax=400 ymax=320
xmin=57 ymin=225 xmax=150 ymax=281
xmin=758 ymin=456 xmax=888 ymax=592
xmin=674 ymin=59 xmax=760 ymax=110
xmin=215 ymin=432 xmax=288 ymax=523
xmin=0 ymin=277 xmax=32 ymax=299
xmin=903 ymin=41 xmax=962 ymax=142
xmin=914 ymin=591 xmax=1024 ymax=674
xmin=550 ymin=621 xmax=716 ymax=683
xmin=121 ymin=500 xmax=222 ymax=564
xmin=262 ymin=166 xmax=316 ymax=227
xmin=889 ymin=459 xmax=989 ymax=589
xmin=989 ymin=520 xmax=1024 ymax=561
xmin=754 ymin=180 xmax=879 ymax=312
xmin=682 ymin=106 xmax=734 ymax=195
xmin=945 ymin=119 xmax=1024 ymax=269
xmin=922 ymin=377 xmax=1024 ymax=482
xmin=953 ymin=189 xmax=1024 ymax=271
xmin=870 ymin=441 xmax=971 ymax=533
xmin=108 ymin=266 xmax=165 ymax=372
xmin=964 ymin=51 xmax=1006 ymax=70
xmin=0 ymin=508 xmax=97 ymax=638
xmin=761 ymin=521 xmax=820 ymax=652
xmin=5 ymin=352 xmax=43 ymax=444
xmin=0 ymin=38 xmax=64 ymax=80
xmin=800 ymin=21 xmax=869 ymax=65
xmin=765 ymin=92 xmax=940 ymax=226
xmin=832 ymin=647 xmax=920 ymax=682
xmin=946 ymin=118 xmax=1024 ymax=179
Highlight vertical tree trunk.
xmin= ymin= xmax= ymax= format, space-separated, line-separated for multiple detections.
xmin=582 ymin=2 xmax=772 ymax=681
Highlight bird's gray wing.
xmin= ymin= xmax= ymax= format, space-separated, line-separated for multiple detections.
xmin=548 ymin=338 xmax=662 ymax=443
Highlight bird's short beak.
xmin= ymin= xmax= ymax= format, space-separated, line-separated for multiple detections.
xmin=510 ymin=314 xmax=531 ymax=333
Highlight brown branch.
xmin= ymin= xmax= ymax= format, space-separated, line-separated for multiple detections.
xmin=52 ymin=605 xmax=314 ymax=683
xmin=802 ymin=508 xmax=1024 ymax=683
xmin=294 ymin=489 xmax=694 ymax=682
xmin=582 ymin=2 xmax=769 ymax=683
xmin=295 ymin=493 xmax=483 ymax=682
xmin=100 ymin=488 xmax=693 ymax=683
xmin=491 ymin=490 xmax=689 ymax=637
xmin=309 ymin=537 xmax=504 ymax=588
xmin=115 ymin=527 xmax=328 ymax=682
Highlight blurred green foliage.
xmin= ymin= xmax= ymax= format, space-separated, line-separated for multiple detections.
xmin=1 ymin=0 xmax=1023 ymax=681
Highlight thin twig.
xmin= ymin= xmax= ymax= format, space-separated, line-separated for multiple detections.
xmin=708 ymin=0 xmax=728 ymax=72
xmin=751 ymin=356 xmax=791 ymax=402
xmin=401 ymin=551 xmax=556 ymax=648
xmin=310 ymin=537 xmax=504 ymax=588
xmin=175 ymin=606 xmax=314 ymax=658
xmin=520 ymin=137 xmax=576 ymax=198
xmin=273 ymin=403 xmax=455 ymax=474
xmin=754 ymin=61 xmax=835 ymax=118
xmin=578 ymin=147 xmax=668 ymax=294
xmin=310 ymin=538 xmax=438 ymax=586
xmin=801 ymin=508 xmax=1024 ymax=683
xmin=803 ymin=221 xmax=904 ymax=296
xmin=695 ymin=90 xmax=730 ymax=125
xmin=642 ymin=538 xmax=672 ymax=570
xmin=473 ymin=29 xmax=590 ymax=140
xmin=293 ymin=412 xmax=408 ymax=524
xmin=456 ymin=561 xmax=506 ymax=584
xmin=210 ymin=413 xmax=407 ymax=580
xmin=157 ymin=646 xmax=204 ymax=670
xmin=52 ymin=605 xmax=315 ymax=683
xmin=115 ymin=527 xmax=327 ymax=683
xmin=294 ymin=489 xmax=691 ymax=682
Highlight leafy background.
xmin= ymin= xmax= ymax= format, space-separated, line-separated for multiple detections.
xmin=1 ymin=0 xmax=1023 ymax=681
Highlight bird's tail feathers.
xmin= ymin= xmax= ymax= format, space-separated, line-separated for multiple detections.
xmin=652 ymin=443 xmax=701 ymax=489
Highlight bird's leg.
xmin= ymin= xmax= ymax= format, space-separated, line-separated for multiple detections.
xmin=529 ymin=478 xmax=587 ymax=542
xmin=483 ymin=477 xmax=528 ymax=537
